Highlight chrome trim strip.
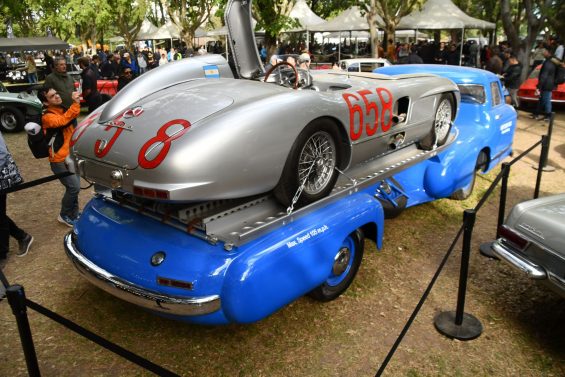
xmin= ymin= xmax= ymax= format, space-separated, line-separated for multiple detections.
xmin=64 ymin=233 xmax=221 ymax=316
xmin=491 ymin=240 xmax=547 ymax=279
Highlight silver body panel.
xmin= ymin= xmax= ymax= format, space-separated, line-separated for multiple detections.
xmin=69 ymin=0 xmax=459 ymax=202
xmin=70 ymin=71 xmax=459 ymax=201
xmin=492 ymin=193 xmax=565 ymax=298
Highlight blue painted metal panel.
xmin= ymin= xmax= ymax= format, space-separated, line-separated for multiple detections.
xmin=73 ymin=190 xmax=383 ymax=324
xmin=375 ymin=65 xmax=517 ymax=207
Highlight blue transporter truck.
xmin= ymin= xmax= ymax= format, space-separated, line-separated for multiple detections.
xmin=64 ymin=138 xmax=456 ymax=325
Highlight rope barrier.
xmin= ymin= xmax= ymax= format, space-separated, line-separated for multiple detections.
xmin=0 ymin=172 xmax=73 ymax=194
xmin=25 ymin=296 xmax=181 ymax=377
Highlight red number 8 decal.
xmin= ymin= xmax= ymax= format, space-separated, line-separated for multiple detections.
xmin=138 ymin=119 xmax=191 ymax=169
xmin=377 ymin=88 xmax=393 ymax=132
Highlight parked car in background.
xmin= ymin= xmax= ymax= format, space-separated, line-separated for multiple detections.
xmin=74 ymin=79 xmax=118 ymax=102
xmin=374 ymin=65 xmax=516 ymax=216
xmin=518 ymin=64 xmax=565 ymax=106
xmin=0 ymin=81 xmax=42 ymax=132
xmin=339 ymin=58 xmax=391 ymax=72
xmin=491 ymin=194 xmax=565 ymax=298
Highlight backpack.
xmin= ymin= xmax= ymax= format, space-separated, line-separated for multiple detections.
xmin=26 ymin=111 xmax=72 ymax=159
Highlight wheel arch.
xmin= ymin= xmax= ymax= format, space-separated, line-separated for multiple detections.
xmin=309 ymin=115 xmax=351 ymax=170
xmin=477 ymin=147 xmax=491 ymax=172
xmin=0 ymin=102 xmax=30 ymax=115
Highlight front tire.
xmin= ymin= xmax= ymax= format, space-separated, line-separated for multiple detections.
xmin=274 ymin=119 xmax=340 ymax=207
xmin=308 ymin=229 xmax=365 ymax=302
xmin=0 ymin=106 xmax=25 ymax=133
xmin=419 ymin=94 xmax=453 ymax=150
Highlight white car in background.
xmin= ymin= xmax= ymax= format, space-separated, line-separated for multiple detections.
xmin=339 ymin=58 xmax=392 ymax=72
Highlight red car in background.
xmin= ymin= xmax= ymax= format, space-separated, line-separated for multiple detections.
xmin=74 ymin=79 xmax=118 ymax=103
xmin=518 ymin=65 xmax=565 ymax=106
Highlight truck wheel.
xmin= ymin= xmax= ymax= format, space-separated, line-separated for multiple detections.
xmin=451 ymin=151 xmax=488 ymax=200
xmin=419 ymin=94 xmax=453 ymax=150
xmin=0 ymin=107 xmax=24 ymax=133
xmin=274 ymin=120 xmax=340 ymax=207
xmin=308 ymin=229 xmax=364 ymax=302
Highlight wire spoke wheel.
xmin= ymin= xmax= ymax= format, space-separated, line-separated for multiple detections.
xmin=434 ymin=98 xmax=452 ymax=144
xmin=298 ymin=131 xmax=336 ymax=196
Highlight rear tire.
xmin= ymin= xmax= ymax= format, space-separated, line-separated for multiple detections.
xmin=274 ymin=119 xmax=341 ymax=207
xmin=0 ymin=106 xmax=24 ymax=133
xmin=419 ymin=94 xmax=453 ymax=150
xmin=451 ymin=151 xmax=488 ymax=200
xmin=308 ymin=229 xmax=364 ymax=302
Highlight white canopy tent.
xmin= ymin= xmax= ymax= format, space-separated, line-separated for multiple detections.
xmin=397 ymin=0 xmax=495 ymax=30
xmin=308 ymin=6 xmax=385 ymax=60
xmin=311 ymin=6 xmax=384 ymax=32
xmin=135 ymin=20 xmax=160 ymax=40
xmin=286 ymin=0 xmax=326 ymax=50
xmin=396 ymin=0 xmax=495 ymax=64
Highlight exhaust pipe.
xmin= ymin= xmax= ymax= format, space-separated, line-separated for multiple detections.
xmin=389 ymin=133 xmax=405 ymax=150
xmin=392 ymin=113 xmax=407 ymax=125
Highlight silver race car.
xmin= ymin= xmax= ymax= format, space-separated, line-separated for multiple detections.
xmin=69 ymin=0 xmax=460 ymax=207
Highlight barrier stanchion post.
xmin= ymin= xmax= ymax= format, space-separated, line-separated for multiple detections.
xmin=533 ymin=112 xmax=555 ymax=174
xmin=480 ymin=162 xmax=511 ymax=258
xmin=434 ymin=209 xmax=483 ymax=340
xmin=6 ymin=285 xmax=41 ymax=377
xmin=534 ymin=135 xmax=549 ymax=199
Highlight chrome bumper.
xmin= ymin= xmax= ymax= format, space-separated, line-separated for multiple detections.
xmin=491 ymin=239 xmax=547 ymax=279
xmin=64 ymin=232 xmax=221 ymax=316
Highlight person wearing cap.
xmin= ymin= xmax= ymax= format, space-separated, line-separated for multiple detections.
xmin=120 ymin=52 xmax=138 ymax=76
xmin=298 ymin=53 xmax=311 ymax=70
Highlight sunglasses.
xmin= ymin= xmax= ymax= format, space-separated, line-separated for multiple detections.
xmin=124 ymin=71 xmax=132 ymax=74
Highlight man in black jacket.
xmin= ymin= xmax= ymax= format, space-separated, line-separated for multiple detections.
xmin=78 ymin=56 xmax=102 ymax=114
xmin=502 ymin=54 xmax=522 ymax=108
xmin=530 ymin=46 xmax=557 ymax=121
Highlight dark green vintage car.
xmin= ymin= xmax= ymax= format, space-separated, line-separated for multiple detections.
xmin=0 ymin=81 xmax=42 ymax=132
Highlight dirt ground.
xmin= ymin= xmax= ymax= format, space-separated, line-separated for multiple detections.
xmin=1 ymin=108 xmax=564 ymax=377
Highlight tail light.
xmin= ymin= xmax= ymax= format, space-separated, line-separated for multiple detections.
xmin=133 ymin=185 xmax=169 ymax=199
xmin=497 ymin=225 xmax=529 ymax=250
xmin=157 ymin=277 xmax=193 ymax=290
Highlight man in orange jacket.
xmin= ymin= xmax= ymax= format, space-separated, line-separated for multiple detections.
xmin=37 ymin=87 xmax=81 ymax=227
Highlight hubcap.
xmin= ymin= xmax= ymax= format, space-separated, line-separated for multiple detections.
xmin=298 ymin=131 xmax=336 ymax=195
xmin=0 ymin=112 xmax=17 ymax=131
xmin=332 ymin=247 xmax=351 ymax=276
xmin=434 ymin=99 xmax=452 ymax=143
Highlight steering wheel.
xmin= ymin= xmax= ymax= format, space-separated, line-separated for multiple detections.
xmin=264 ymin=61 xmax=299 ymax=89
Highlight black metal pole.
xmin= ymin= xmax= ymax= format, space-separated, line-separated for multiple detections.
xmin=455 ymin=209 xmax=475 ymax=325
xmin=534 ymin=135 xmax=549 ymax=199
xmin=496 ymin=163 xmax=511 ymax=239
xmin=434 ymin=209 xmax=482 ymax=340
xmin=6 ymin=285 xmax=41 ymax=377
xmin=542 ymin=112 xmax=555 ymax=168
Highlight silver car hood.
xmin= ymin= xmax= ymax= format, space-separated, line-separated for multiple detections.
xmin=506 ymin=193 xmax=565 ymax=257
xmin=74 ymin=80 xmax=236 ymax=169
xmin=99 ymin=55 xmax=233 ymax=123
xmin=225 ymin=0 xmax=264 ymax=79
